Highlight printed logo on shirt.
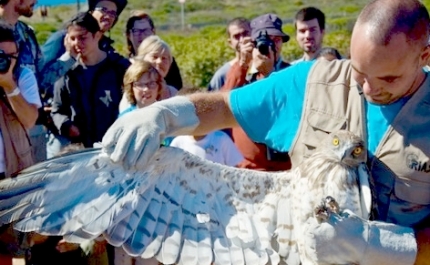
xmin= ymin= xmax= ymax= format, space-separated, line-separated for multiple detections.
xmin=407 ymin=153 xmax=430 ymax=173
xmin=205 ymin=144 xmax=218 ymax=156
xmin=100 ymin=90 xmax=112 ymax=107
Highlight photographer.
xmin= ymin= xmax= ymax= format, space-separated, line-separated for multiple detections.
xmin=221 ymin=13 xmax=291 ymax=171
xmin=0 ymin=21 xmax=40 ymax=265
xmin=222 ymin=13 xmax=290 ymax=89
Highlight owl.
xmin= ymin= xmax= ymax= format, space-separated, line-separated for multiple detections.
xmin=0 ymin=130 xmax=371 ymax=265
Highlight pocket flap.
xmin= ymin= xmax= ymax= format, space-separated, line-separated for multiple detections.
xmin=303 ymin=110 xmax=347 ymax=148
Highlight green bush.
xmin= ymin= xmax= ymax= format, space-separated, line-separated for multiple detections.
xmin=30 ymin=0 xmax=430 ymax=87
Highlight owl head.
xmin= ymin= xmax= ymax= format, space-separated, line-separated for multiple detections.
xmin=317 ymin=130 xmax=366 ymax=167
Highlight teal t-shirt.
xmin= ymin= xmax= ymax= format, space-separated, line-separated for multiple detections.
xmin=365 ymin=97 xmax=410 ymax=154
xmin=229 ymin=60 xmax=412 ymax=155
xmin=230 ymin=61 xmax=314 ymax=152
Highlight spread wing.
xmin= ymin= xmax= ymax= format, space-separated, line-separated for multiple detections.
xmin=0 ymin=147 xmax=296 ymax=265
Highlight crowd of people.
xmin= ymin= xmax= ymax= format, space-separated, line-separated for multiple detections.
xmin=0 ymin=0 xmax=429 ymax=264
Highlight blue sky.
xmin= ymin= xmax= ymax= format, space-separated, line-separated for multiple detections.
xmin=36 ymin=0 xmax=84 ymax=7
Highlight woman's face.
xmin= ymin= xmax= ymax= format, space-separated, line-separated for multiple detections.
xmin=143 ymin=49 xmax=171 ymax=78
xmin=129 ymin=19 xmax=154 ymax=55
xmin=132 ymin=72 xmax=159 ymax=108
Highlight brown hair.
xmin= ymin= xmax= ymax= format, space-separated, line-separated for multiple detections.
xmin=122 ymin=59 xmax=166 ymax=105
xmin=226 ymin=17 xmax=250 ymax=37
xmin=357 ymin=0 xmax=429 ymax=46
xmin=125 ymin=10 xmax=155 ymax=57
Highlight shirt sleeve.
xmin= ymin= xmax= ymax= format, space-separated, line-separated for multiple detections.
xmin=18 ymin=67 xmax=42 ymax=108
xmin=229 ymin=61 xmax=315 ymax=152
xmin=38 ymin=30 xmax=76 ymax=99
xmin=217 ymin=131 xmax=244 ymax=167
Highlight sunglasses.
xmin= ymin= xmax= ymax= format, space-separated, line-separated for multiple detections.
xmin=94 ymin=6 xmax=117 ymax=18
xmin=0 ymin=50 xmax=18 ymax=74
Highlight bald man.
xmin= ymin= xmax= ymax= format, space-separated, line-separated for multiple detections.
xmin=102 ymin=0 xmax=430 ymax=263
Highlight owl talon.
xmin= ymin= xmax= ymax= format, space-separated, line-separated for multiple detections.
xmin=314 ymin=196 xmax=340 ymax=223
xmin=314 ymin=205 xmax=329 ymax=223
xmin=324 ymin=196 xmax=340 ymax=214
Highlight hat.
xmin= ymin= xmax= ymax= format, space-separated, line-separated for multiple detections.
xmin=88 ymin=0 xmax=127 ymax=17
xmin=251 ymin=14 xmax=289 ymax=43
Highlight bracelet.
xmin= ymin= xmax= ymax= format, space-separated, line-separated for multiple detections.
xmin=6 ymin=87 xmax=20 ymax=97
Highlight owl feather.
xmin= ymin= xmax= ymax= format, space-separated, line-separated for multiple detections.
xmin=0 ymin=130 xmax=371 ymax=265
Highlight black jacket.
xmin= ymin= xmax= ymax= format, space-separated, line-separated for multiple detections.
xmin=51 ymin=52 xmax=130 ymax=147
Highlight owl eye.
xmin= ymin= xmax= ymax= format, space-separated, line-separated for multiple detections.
xmin=332 ymin=137 xmax=339 ymax=146
xmin=353 ymin=146 xmax=362 ymax=155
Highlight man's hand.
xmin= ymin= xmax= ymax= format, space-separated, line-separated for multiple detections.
xmin=303 ymin=209 xmax=417 ymax=265
xmin=102 ymin=96 xmax=199 ymax=170
xmin=68 ymin=124 xmax=80 ymax=138
xmin=56 ymin=239 xmax=80 ymax=253
xmin=237 ymin=37 xmax=253 ymax=68
xmin=64 ymin=33 xmax=80 ymax=60
xmin=252 ymin=47 xmax=275 ymax=77
xmin=0 ymin=59 xmax=17 ymax=93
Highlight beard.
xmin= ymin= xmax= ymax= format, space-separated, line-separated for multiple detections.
xmin=16 ymin=2 xmax=34 ymax=17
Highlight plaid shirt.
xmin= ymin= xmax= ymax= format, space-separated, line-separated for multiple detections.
xmin=13 ymin=21 xmax=43 ymax=76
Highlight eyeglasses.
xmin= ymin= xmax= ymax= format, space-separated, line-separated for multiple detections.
xmin=0 ymin=50 xmax=18 ymax=74
xmin=130 ymin=28 xmax=153 ymax=36
xmin=133 ymin=81 xmax=158 ymax=90
xmin=94 ymin=6 xmax=117 ymax=18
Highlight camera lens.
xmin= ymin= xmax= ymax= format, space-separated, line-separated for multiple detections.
xmin=258 ymin=44 xmax=270 ymax=56
xmin=0 ymin=54 xmax=10 ymax=74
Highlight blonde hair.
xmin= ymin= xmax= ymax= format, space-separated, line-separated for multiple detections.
xmin=122 ymin=59 xmax=166 ymax=105
xmin=136 ymin=35 xmax=173 ymax=68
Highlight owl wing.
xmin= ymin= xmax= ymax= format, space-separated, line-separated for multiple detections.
xmin=0 ymin=147 xmax=295 ymax=265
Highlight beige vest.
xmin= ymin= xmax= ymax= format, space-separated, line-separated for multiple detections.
xmin=0 ymin=95 xmax=34 ymax=178
xmin=289 ymin=59 xmax=430 ymax=227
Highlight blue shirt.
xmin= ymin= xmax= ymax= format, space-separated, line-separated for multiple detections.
xmin=230 ymin=61 xmax=314 ymax=152
xmin=230 ymin=60 xmax=411 ymax=155
xmin=366 ymin=97 xmax=410 ymax=154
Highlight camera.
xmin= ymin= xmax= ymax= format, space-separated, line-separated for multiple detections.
xmin=0 ymin=50 xmax=14 ymax=74
xmin=253 ymin=31 xmax=276 ymax=56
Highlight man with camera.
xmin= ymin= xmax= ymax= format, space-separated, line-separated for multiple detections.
xmin=0 ymin=21 xmax=41 ymax=265
xmin=220 ymin=13 xmax=291 ymax=171
xmin=207 ymin=17 xmax=251 ymax=91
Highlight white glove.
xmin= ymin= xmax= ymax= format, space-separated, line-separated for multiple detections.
xmin=102 ymin=96 xmax=199 ymax=169
xmin=303 ymin=210 xmax=417 ymax=265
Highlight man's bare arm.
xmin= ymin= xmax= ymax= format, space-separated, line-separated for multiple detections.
xmin=415 ymin=227 xmax=430 ymax=265
xmin=189 ymin=91 xmax=238 ymax=135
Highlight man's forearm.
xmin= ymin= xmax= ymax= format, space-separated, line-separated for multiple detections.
xmin=7 ymin=94 xmax=38 ymax=129
xmin=415 ymin=227 xmax=430 ymax=265
xmin=189 ymin=92 xmax=238 ymax=135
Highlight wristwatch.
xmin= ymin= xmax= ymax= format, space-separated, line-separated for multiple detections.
xmin=6 ymin=87 xmax=20 ymax=97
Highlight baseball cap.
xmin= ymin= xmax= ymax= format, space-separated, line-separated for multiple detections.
xmin=251 ymin=13 xmax=290 ymax=43
xmin=88 ymin=0 xmax=127 ymax=17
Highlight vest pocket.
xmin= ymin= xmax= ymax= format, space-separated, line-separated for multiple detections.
xmin=302 ymin=110 xmax=347 ymax=156
xmin=395 ymin=177 xmax=430 ymax=205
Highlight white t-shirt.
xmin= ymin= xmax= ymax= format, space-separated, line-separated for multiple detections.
xmin=0 ymin=67 xmax=42 ymax=172
xmin=170 ymin=131 xmax=244 ymax=167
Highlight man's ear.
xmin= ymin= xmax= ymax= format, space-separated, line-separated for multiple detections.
xmin=419 ymin=44 xmax=430 ymax=68
xmin=94 ymin=31 xmax=103 ymax=41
